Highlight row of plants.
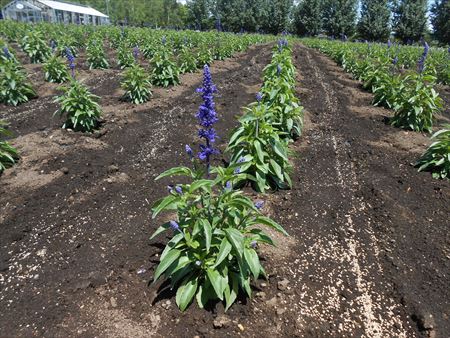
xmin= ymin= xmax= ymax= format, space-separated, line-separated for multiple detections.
xmin=150 ymin=39 xmax=303 ymax=312
xmin=227 ymin=40 xmax=304 ymax=192
xmin=303 ymin=38 xmax=449 ymax=180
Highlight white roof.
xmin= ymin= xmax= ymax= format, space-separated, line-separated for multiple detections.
xmin=37 ymin=0 xmax=108 ymax=17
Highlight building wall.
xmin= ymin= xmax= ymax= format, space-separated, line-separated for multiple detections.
xmin=1 ymin=0 xmax=109 ymax=25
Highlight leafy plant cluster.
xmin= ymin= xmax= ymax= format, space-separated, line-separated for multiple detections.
xmin=86 ymin=39 xmax=109 ymax=70
xmin=227 ymin=40 xmax=304 ymax=192
xmin=0 ymin=46 xmax=36 ymax=106
xmin=0 ymin=121 xmax=18 ymax=174
xmin=303 ymin=38 xmax=444 ymax=133
xmin=416 ymin=125 xmax=450 ymax=180
xmin=54 ymin=80 xmax=102 ymax=132
xmin=151 ymin=65 xmax=288 ymax=312
xmin=43 ymin=54 xmax=70 ymax=83
xmin=121 ymin=63 xmax=152 ymax=104
xmin=20 ymin=30 xmax=51 ymax=63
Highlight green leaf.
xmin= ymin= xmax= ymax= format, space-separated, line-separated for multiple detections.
xmin=151 ymin=195 xmax=178 ymax=219
xmin=155 ymin=166 xmax=193 ymax=180
xmin=176 ymin=277 xmax=198 ymax=311
xmin=153 ymin=249 xmax=181 ymax=282
xmin=207 ymin=268 xmax=226 ymax=300
xmin=253 ymin=216 xmax=288 ymax=236
xmin=225 ymin=228 xmax=244 ymax=258
xmin=150 ymin=222 xmax=171 ymax=240
xmin=254 ymin=140 xmax=265 ymax=163
xmin=213 ymin=237 xmax=232 ymax=268
xmin=244 ymin=248 xmax=261 ymax=280
xmin=201 ymin=219 xmax=212 ymax=253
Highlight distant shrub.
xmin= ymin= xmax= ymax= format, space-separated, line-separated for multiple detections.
xmin=121 ymin=63 xmax=152 ymax=104
xmin=43 ymin=55 xmax=70 ymax=83
xmin=150 ymin=49 xmax=180 ymax=87
xmin=54 ymin=80 xmax=102 ymax=132
xmin=0 ymin=62 xmax=36 ymax=106
xmin=21 ymin=30 xmax=51 ymax=63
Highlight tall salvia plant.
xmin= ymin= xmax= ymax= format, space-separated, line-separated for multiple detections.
xmin=150 ymin=66 xmax=287 ymax=312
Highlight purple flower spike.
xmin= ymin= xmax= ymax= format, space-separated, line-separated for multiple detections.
xmin=256 ymin=92 xmax=263 ymax=102
xmin=175 ymin=186 xmax=183 ymax=194
xmin=277 ymin=64 xmax=282 ymax=76
xmin=392 ymin=56 xmax=398 ymax=65
xmin=250 ymin=241 xmax=257 ymax=249
xmin=417 ymin=41 xmax=430 ymax=73
xmin=169 ymin=220 xmax=180 ymax=231
xmin=133 ymin=45 xmax=139 ymax=60
xmin=196 ymin=65 xmax=219 ymax=171
xmin=255 ymin=201 xmax=264 ymax=210
xmin=225 ymin=181 xmax=232 ymax=190
xmin=50 ymin=40 xmax=57 ymax=53
xmin=387 ymin=39 xmax=392 ymax=49
xmin=2 ymin=46 xmax=11 ymax=60
xmin=65 ymin=47 xmax=75 ymax=78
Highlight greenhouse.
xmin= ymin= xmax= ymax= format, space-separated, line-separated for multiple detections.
xmin=1 ymin=0 xmax=109 ymax=25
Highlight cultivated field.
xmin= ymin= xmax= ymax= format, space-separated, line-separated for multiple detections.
xmin=0 ymin=22 xmax=449 ymax=338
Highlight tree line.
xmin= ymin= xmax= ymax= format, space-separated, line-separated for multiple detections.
xmin=0 ymin=0 xmax=448 ymax=44
xmin=294 ymin=0 xmax=449 ymax=44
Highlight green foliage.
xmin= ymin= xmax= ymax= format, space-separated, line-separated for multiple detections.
xmin=322 ymin=0 xmax=358 ymax=37
xmin=121 ymin=63 xmax=152 ymax=104
xmin=416 ymin=125 xmax=450 ymax=179
xmin=293 ymin=0 xmax=323 ymax=37
xmin=54 ymin=80 xmax=102 ymax=132
xmin=117 ymin=44 xmax=135 ymax=69
xmin=151 ymin=163 xmax=287 ymax=311
xmin=21 ymin=30 xmax=52 ymax=63
xmin=0 ymin=121 xmax=18 ymax=174
xmin=196 ymin=49 xmax=213 ymax=68
xmin=390 ymin=73 xmax=442 ymax=133
xmin=227 ymin=42 xmax=302 ymax=192
xmin=0 ymin=63 xmax=36 ymax=106
xmin=357 ymin=0 xmax=391 ymax=41
xmin=430 ymin=0 xmax=450 ymax=45
xmin=150 ymin=49 xmax=180 ymax=87
xmin=43 ymin=55 xmax=70 ymax=83
xmin=302 ymin=39 xmax=446 ymax=133
xmin=86 ymin=40 xmax=109 ymax=69
xmin=227 ymin=104 xmax=293 ymax=192
xmin=178 ymin=47 xmax=198 ymax=73
xmin=393 ymin=0 xmax=428 ymax=43
xmin=261 ymin=45 xmax=303 ymax=139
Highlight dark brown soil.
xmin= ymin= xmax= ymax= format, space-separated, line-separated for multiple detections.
xmin=0 ymin=43 xmax=449 ymax=338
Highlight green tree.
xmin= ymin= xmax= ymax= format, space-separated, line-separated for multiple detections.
xmin=431 ymin=0 xmax=450 ymax=44
xmin=393 ymin=0 xmax=428 ymax=43
xmin=262 ymin=0 xmax=293 ymax=35
xmin=322 ymin=0 xmax=358 ymax=37
xmin=187 ymin=0 xmax=213 ymax=30
xmin=357 ymin=0 xmax=391 ymax=41
xmin=293 ymin=0 xmax=323 ymax=36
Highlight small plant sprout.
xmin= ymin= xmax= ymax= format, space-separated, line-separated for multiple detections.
xmin=150 ymin=67 xmax=287 ymax=312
